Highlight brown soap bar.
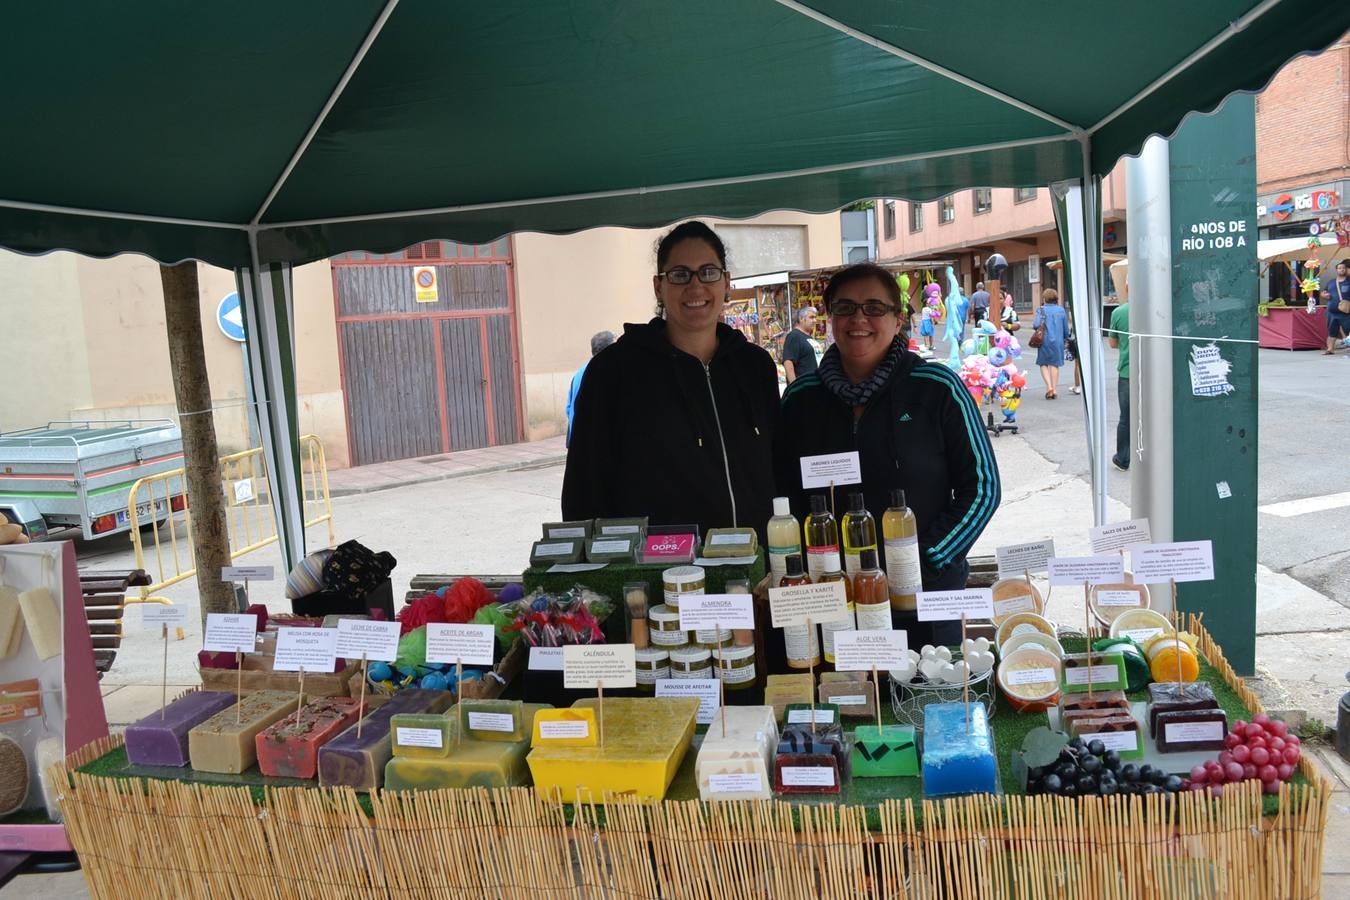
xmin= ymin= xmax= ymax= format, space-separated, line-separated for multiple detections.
xmin=188 ymin=691 xmax=298 ymax=774
xmin=1062 ymin=707 xmax=1128 ymax=732
xmin=1060 ymin=690 xmax=1128 ymax=714
xmin=817 ymin=680 xmax=875 ymax=718
xmin=1155 ymin=708 xmax=1228 ymax=753
xmin=1146 ymin=682 xmax=1218 ymax=733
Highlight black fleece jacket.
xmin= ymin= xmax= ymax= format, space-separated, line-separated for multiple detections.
xmin=562 ymin=318 xmax=780 ymax=539
xmin=774 ymin=349 xmax=1000 ymax=589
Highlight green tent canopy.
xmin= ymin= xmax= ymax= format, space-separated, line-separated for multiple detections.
xmin=2 ymin=0 xmax=1345 ymax=569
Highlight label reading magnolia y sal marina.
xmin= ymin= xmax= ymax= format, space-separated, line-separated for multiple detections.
xmin=1164 ymin=720 xmax=1225 ymax=743
xmin=538 ymin=719 xmax=590 ymax=740
xmin=884 ymin=536 xmax=922 ymax=594
xmin=707 ymin=773 xmax=764 ymax=795
xmin=395 ymin=727 xmax=444 ymax=749
xmin=1064 ymin=665 xmax=1120 ymax=685
xmin=466 ymin=712 xmax=515 ymax=733
xmin=780 ymin=766 xmax=837 ymax=787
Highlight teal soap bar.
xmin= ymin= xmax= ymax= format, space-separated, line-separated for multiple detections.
xmin=922 ymin=702 xmax=997 ymax=798
xmin=851 ymin=724 xmax=919 ymax=777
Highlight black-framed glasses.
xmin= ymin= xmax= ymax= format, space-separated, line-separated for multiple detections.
xmin=658 ymin=265 xmax=726 ymax=285
xmin=829 ymin=300 xmax=899 ymax=318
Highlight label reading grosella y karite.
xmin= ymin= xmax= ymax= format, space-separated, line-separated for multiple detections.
xmin=768 ymin=581 xmax=848 ymax=628
xmin=563 ymin=644 xmax=636 ymax=689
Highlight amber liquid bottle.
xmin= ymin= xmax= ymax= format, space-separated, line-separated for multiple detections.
xmin=778 ymin=554 xmax=820 ymax=670
xmin=852 ymin=548 xmax=892 ymax=631
xmin=882 ymin=488 xmax=922 ymax=611
xmin=804 ymin=494 xmax=840 ymax=582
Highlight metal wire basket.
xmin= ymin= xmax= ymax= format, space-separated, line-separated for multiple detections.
xmin=889 ymin=652 xmax=996 ymax=731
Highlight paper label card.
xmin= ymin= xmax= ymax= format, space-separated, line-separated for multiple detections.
xmin=1093 ymin=730 xmax=1140 ymax=753
xmin=539 ymin=719 xmax=590 ymax=740
xmin=655 ymin=679 xmax=720 ymax=725
xmin=787 ymin=708 xmax=835 ymax=725
xmin=768 ymin=581 xmax=849 ymax=628
xmin=141 ymin=604 xmax=189 ymax=629
xmin=335 ymin=619 xmax=401 ymax=662
xmin=995 ymin=540 xmax=1055 ymax=578
xmin=467 ymin=712 xmax=515 ymax=733
xmin=1130 ymin=541 xmax=1215 ymax=583
xmin=0 ymin=680 xmax=42 ymax=726
xmin=425 ymin=623 xmax=496 ymax=666
xmin=1096 ymin=590 xmax=1140 ymax=607
xmin=831 ymin=629 xmax=908 ymax=671
xmin=1047 ymin=556 xmax=1125 ymax=586
xmin=1121 ymin=627 xmax=1164 ymax=643
xmin=1064 ymin=665 xmax=1119 ymax=685
xmin=273 ymin=626 xmax=339 ymax=673
xmin=799 ymin=451 xmax=862 ymax=489
xmin=708 ymin=773 xmax=763 ymax=794
xmin=221 ymin=565 xmax=274 ymax=581
xmin=563 ymin=643 xmax=636 ymax=689
xmin=203 ymin=613 xmax=258 ymax=653
xmin=528 ymin=647 xmax=565 ymax=671
xmin=915 ymin=589 xmax=994 ymax=622
xmin=1005 ymin=667 xmax=1056 ymax=686
xmin=1089 ymin=519 xmax=1153 ymax=554
xmin=395 ymin=727 xmax=444 ymax=749
xmin=678 ymin=593 xmax=755 ymax=631
xmin=780 ymin=766 xmax=837 ymax=787
xmin=993 ymin=595 xmax=1036 ymax=618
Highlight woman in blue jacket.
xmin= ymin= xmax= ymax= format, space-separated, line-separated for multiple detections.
xmin=1032 ymin=288 xmax=1070 ymax=399
xmin=775 ymin=263 xmax=1001 ymax=646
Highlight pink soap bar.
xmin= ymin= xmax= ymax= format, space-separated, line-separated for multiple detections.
xmin=255 ymin=697 xmax=365 ymax=779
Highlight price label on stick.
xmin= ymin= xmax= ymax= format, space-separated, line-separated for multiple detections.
xmin=142 ymin=605 xmax=188 ymax=630
xmin=831 ymin=629 xmax=908 ymax=671
xmin=335 ymin=619 xmax=401 ymax=662
xmin=655 ymin=679 xmax=720 ymax=725
xmin=1130 ymin=541 xmax=1215 ymax=583
xmin=425 ymin=623 xmax=495 ymax=666
xmin=799 ymin=451 xmax=862 ymax=489
xmin=221 ymin=565 xmax=275 ymax=581
xmin=678 ymin=593 xmax=755 ymax=631
xmin=1047 ymin=555 xmax=1125 ymax=586
xmin=915 ymin=589 xmax=994 ymax=622
xmin=273 ymin=626 xmax=338 ymax=673
xmin=768 ymin=581 xmax=848 ymax=628
xmin=528 ymin=647 xmax=564 ymax=671
xmin=1088 ymin=519 xmax=1152 ymax=554
xmin=563 ymin=644 xmax=636 ymax=689
xmin=995 ymin=539 xmax=1055 ymax=578
xmin=203 ymin=613 xmax=258 ymax=653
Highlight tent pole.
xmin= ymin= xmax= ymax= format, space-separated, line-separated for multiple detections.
xmin=1076 ymin=137 xmax=1109 ymax=526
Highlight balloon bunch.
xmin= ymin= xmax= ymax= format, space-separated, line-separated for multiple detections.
xmin=958 ymin=323 xmax=1028 ymax=423
xmin=918 ymin=282 xmax=943 ymax=338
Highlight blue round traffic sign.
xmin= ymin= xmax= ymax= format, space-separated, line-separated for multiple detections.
xmin=217 ymin=292 xmax=245 ymax=342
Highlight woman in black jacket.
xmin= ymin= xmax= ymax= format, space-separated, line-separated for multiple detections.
xmin=562 ymin=222 xmax=779 ymax=538
xmin=775 ymin=263 xmax=1001 ymax=645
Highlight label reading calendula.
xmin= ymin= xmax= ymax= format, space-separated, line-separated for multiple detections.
xmin=884 ymin=536 xmax=922 ymax=595
xmin=466 ymin=712 xmax=515 ymax=733
xmin=781 ymin=766 xmax=837 ymax=787
xmin=539 ymin=720 xmax=590 ymax=740
xmin=395 ymin=727 xmax=444 ymax=749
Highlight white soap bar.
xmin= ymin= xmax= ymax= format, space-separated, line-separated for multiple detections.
xmin=0 ymin=588 xmax=22 ymax=660
xmin=694 ymin=705 xmax=778 ymax=801
xmin=18 ymin=587 xmax=60 ymax=660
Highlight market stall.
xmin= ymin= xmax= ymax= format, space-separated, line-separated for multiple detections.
xmin=1257 ymin=234 xmax=1346 ymax=349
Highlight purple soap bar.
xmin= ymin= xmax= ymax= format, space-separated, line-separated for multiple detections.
xmin=125 ymin=691 xmax=238 ymax=767
xmin=318 ymin=689 xmax=451 ymax=790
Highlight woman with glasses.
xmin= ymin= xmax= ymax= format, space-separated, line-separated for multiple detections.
xmin=774 ymin=263 xmax=1000 ymax=644
xmin=562 ymin=221 xmax=779 ymax=538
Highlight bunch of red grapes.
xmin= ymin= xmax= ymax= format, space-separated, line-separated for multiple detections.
xmin=1184 ymin=713 xmax=1300 ymax=797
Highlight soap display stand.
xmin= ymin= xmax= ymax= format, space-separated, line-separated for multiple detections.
xmin=889 ymin=652 xmax=995 ymax=731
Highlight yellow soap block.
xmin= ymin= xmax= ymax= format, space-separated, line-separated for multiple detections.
xmin=385 ymin=704 xmax=549 ymax=791
xmin=18 ymin=587 xmax=60 ymax=660
xmin=188 ymin=691 xmax=298 ymax=774
xmin=526 ymin=697 xmax=700 ymax=803
xmin=764 ymin=673 xmax=814 ymax=723
xmin=531 ymin=707 xmax=598 ymax=747
xmin=0 ymin=588 xmax=22 ymax=660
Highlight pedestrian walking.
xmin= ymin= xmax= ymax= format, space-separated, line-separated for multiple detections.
xmin=1031 ymin=289 xmax=1069 ymax=399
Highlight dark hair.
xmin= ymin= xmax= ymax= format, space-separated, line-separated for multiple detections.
xmin=655 ymin=221 xmax=727 ymax=271
xmin=822 ymin=263 xmax=902 ymax=312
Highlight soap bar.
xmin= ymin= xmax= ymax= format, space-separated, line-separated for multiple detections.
xmin=818 ymin=671 xmax=867 ymax=685
xmin=526 ymin=697 xmax=699 ymax=803
xmin=695 ymin=705 xmax=778 ymax=801
xmin=1058 ymin=652 xmax=1127 ymax=694
xmin=531 ymin=707 xmax=599 ymax=747
xmin=1155 ymin=708 xmax=1228 ymax=753
xmin=851 ymin=724 xmax=919 ymax=778
xmin=256 ymin=697 xmax=365 ymax=778
xmin=783 ymin=703 xmax=840 ymax=730
xmin=764 ymin=674 xmax=814 ymax=722
xmin=1062 ymin=707 xmax=1130 ymax=733
xmin=1147 ymin=682 xmax=1218 ymax=733
xmin=18 ymin=587 xmax=60 ymax=660
xmin=702 ymin=528 xmax=758 ymax=558
xmin=818 ymin=680 xmax=875 ymax=718
xmin=774 ymin=753 xmax=840 ymax=794
xmin=542 ymin=520 xmax=593 ymax=541
xmin=585 ymin=536 xmax=637 ymax=564
xmin=318 ymin=688 xmax=452 ymax=790
xmin=1059 ymin=690 xmax=1129 ymax=715
xmin=1070 ymin=713 xmax=1144 ymax=759
xmin=125 ymin=691 xmax=238 ymax=767
xmin=594 ymin=517 xmax=647 ymax=538
xmin=391 ymin=713 xmax=453 ymax=759
xmin=384 ymin=704 xmax=549 ymax=791
xmin=777 ymin=723 xmax=850 ymax=781
xmin=459 ymin=698 xmax=531 ymax=742
xmin=0 ymin=588 xmax=21 ymax=660
xmin=529 ymin=539 xmax=584 ymax=566
xmin=188 ymin=691 xmax=298 ymax=774
xmin=921 ymin=702 xmax=998 ymax=798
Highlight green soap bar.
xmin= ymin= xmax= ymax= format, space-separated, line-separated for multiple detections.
xmin=391 ymin=713 xmax=453 ymax=759
xmin=851 ymin=724 xmax=919 ymax=777
xmin=594 ymin=517 xmax=647 ymax=538
xmin=460 ymin=699 xmax=528 ymax=742
xmin=702 ymin=528 xmax=758 ymax=558
xmin=542 ymin=520 xmax=592 ymax=541
xmin=530 ymin=539 xmax=584 ymax=566
xmin=1059 ymin=651 xmax=1127 ymax=694
xmin=585 ymin=536 xmax=637 ymax=564
xmin=384 ymin=704 xmax=549 ymax=790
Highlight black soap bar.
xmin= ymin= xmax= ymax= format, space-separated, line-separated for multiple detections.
xmin=1147 ymin=682 xmax=1218 ymax=733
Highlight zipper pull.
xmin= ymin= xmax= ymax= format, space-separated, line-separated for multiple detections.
xmin=698 ymin=438 xmax=704 ymax=447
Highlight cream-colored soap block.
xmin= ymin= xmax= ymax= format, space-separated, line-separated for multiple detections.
xmin=0 ymin=588 xmax=22 ymax=660
xmin=695 ymin=705 xmax=778 ymax=801
xmin=188 ymin=691 xmax=298 ymax=774
xmin=17 ymin=587 xmax=60 ymax=660
xmin=527 ymin=697 xmax=699 ymax=803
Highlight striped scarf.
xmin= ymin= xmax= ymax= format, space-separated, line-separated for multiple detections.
xmin=817 ymin=336 xmax=905 ymax=408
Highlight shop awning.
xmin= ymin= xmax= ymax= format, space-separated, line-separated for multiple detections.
xmin=1257 ymin=235 xmax=1347 ymax=265
xmin=0 ymin=2 xmax=1346 ymax=270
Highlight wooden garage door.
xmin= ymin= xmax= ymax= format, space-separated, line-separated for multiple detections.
xmin=332 ymin=240 xmax=524 ymax=467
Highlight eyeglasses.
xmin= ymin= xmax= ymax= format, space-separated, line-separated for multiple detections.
xmin=658 ymin=265 xmax=725 ymax=285
xmin=829 ymin=300 xmax=899 ymax=318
